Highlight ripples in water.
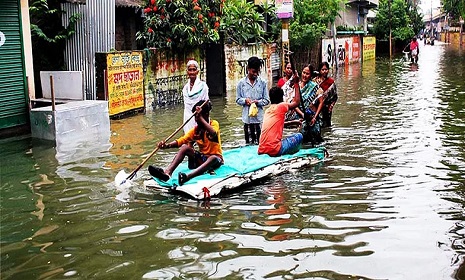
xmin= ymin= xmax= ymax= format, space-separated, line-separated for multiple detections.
xmin=1 ymin=44 xmax=465 ymax=279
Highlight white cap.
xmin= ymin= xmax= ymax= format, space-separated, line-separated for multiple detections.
xmin=186 ymin=60 xmax=199 ymax=69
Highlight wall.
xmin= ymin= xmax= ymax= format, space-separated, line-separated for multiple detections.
xmin=143 ymin=49 xmax=205 ymax=112
xmin=142 ymin=43 xmax=276 ymax=113
xmin=224 ymin=44 xmax=274 ymax=92
xmin=61 ymin=0 xmax=116 ymax=100
xmin=440 ymin=31 xmax=465 ymax=46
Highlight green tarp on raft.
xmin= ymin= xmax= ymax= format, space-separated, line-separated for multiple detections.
xmin=152 ymin=145 xmax=326 ymax=188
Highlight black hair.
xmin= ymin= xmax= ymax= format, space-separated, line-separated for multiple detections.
xmin=318 ymin=62 xmax=330 ymax=71
xmin=303 ymin=64 xmax=318 ymax=79
xmin=306 ymin=64 xmax=315 ymax=73
xmin=247 ymin=56 xmax=263 ymax=70
xmin=192 ymin=100 xmax=212 ymax=115
xmin=269 ymin=86 xmax=284 ymax=104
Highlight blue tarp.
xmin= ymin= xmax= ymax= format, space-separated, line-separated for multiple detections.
xmin=152 ymin=146 xmax=326 ymax=187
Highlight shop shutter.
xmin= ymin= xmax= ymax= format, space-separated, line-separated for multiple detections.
xmin=0 ymin=0 xmax=28 ymax=129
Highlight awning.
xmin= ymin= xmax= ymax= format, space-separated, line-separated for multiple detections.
xmin=62 ymin=0 xmax=145 ymax=8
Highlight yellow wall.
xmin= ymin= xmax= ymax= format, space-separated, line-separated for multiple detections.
xmin=440 ymin=32 xmax=465 ymax=47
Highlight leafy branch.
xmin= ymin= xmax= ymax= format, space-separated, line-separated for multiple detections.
xmin=29 ymin=0 xmax=81 ymax=43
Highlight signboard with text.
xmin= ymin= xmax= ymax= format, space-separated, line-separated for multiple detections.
xmin=106 ymin=52 xmax=144 ymax=116
xmin=275 ymin=0 xmax=293 ymax=19
xmin=362 ymin=36 xmax=376 ymax=61
xmin=321 ymin=36 xmax=362 ymax=66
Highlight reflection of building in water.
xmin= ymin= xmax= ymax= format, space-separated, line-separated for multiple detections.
xmin=31 ymin=136 xmax=112 ymax=183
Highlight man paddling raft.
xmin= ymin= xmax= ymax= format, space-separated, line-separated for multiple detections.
xmin=148 ymin=100 xmax=223 ymax=186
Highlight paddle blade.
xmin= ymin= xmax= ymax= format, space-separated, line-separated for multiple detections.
xmin=115 ymin=170 xmax=131 ymax=186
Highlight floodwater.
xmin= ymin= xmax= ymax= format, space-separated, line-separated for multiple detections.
xmin=1 ymin=43 xmax=465 ymax=279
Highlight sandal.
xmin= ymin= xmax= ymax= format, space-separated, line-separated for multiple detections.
xmin=178 ymin=172 xmax=188 ymax=186
xmin=148 ymin=165 xmax=170 ymax=182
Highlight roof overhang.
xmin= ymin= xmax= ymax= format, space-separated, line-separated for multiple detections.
xmin=62 ymin=0 xmax=145 ymax=8
xmin=346 ymin=0 xmax=379 ymax=9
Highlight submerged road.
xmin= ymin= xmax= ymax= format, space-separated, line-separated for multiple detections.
xmin=1 ymin=42 xmax=464 ymax=279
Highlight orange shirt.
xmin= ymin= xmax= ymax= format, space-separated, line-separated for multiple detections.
xmin=176 ymin=119 xmax=223 ymax=159
xmin=258 ymin=103 xmax=289 ymax=156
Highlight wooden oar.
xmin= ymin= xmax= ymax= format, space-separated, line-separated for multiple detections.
xmin=119 ymin=99 xmax=209 ymax=185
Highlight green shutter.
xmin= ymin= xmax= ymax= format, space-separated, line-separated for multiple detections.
xmin=0 ymin=0 xmax=28 ymax=130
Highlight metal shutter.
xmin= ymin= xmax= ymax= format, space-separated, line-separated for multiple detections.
xmin=0 ymin=0 xmax=28 ymax=129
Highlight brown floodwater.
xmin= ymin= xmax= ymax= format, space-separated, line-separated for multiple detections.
xmin=1 ymin=43 xmax=465 ymax=279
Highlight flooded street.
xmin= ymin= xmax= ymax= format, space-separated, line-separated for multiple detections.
xmin=1 ymin=43 xmax=465 ymax=279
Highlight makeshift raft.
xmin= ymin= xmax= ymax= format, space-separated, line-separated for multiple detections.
xmin=144 ymin=145 xmax=326 ymax=200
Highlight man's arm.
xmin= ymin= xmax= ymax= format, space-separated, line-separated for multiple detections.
xmin=253 ymin=80 xmax=270 ymax=107
xmin=196 ymin=115 xmax=217 ymax=138
xmin=236 ymin=80 xmax=250 ymax=106
xmin=193 ymin=105 xmax=217 ymax=139
xmin=288 ymin=75 xmax=300 ymax=110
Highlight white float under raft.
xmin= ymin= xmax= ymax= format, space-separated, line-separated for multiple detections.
xmin=144 ymin=145 xmax=326 ymax=200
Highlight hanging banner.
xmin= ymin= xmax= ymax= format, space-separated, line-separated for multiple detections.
xmin=321 ymin=36 xmax=362 ymax=66
xmin=106 ymin=51 xmax=144 ymax=116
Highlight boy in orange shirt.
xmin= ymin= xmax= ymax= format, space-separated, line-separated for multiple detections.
xmin=148 ymin=100 xmax=223 ymax=185
xmin=258 ymin=74 xmax=303 ymax=156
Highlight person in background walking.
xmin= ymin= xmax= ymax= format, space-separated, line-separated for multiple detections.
xmin=236 ymin=56 xmax=270 ymax=145
xmin=409 ymin=37 xmax=419 ymax=63
xmin=182 ymin=60 xmax=209 ymax=134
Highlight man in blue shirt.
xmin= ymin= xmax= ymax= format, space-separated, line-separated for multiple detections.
xmin=236 ymin=56 xmax=270 ymax=145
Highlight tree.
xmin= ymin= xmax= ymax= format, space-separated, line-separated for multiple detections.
xmin=29 ymin=0 xmax=80 ymax=44
xmin=406 ymin=1 xmax=424 ymax=36
xmin=221 ymin=0 xmax=278 ymax=45
xmin=289 ymin=0 xmax=344 ymax=50
xmin=28 ymin=0 xmax=81 ymax=95
xmin=442 ymin=0 xmax=465 ymax=26
xmin=373 ymin=0 xmax=414 ymax=41
xmin=136 ymin=0 xmax=278 ymax=49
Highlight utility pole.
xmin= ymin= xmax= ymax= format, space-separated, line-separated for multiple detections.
xmin=276 ymin=0 xmax=294 ymax=76
xmin=282 ymin=19 xmax=290 ymax=71
xmin=460 ymin=17 xmax=464 ymax=47
xmin=332 ymin=22 xmax=338 ymax=70
xmin=389 ymin=0 xmax=392 ymax=58
xmin=430 ymin=0 xmax=433 ymax=40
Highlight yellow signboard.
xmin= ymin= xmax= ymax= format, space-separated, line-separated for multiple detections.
xmin=362 ymin=36 xmax=376 ymax=61
xmin=106 ymin=52 xmax=144 ymax=116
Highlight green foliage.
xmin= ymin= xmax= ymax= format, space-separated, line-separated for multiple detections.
xmin=406 ymin=1 xmax=424 ymax=35
xmin=221 ymin=0 xmax=266 ymax=45
xmin=373 ymin=0 xmax=414 ymax=41
xmin=442 ymin=0 xmax=465 ymax=25
xmin=29 ymin=0 xmax=81 ymax=43
xmin=289 ymin=0 xmax=344 ymax=50
xmin=136 ymin=0 xmax=276 ymax=49
xmin=136 ymin=0 xmax=223 ymax=50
